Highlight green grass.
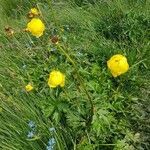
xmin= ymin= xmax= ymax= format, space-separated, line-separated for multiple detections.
xmin=0 ymin=0 xmax=150 ymax=150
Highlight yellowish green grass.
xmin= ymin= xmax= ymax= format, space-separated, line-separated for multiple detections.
xmin=0 ymin=0 xmax=150 ymax=150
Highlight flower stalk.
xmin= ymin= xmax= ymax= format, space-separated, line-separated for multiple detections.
xmin=57 ymin=45 xmax=94 ymax=130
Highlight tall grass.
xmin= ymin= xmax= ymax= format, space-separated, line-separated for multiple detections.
xmin=0 ymin=0 xmax=150 ymax=149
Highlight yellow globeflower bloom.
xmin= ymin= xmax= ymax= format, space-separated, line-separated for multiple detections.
xmin=26 ymin=18 xmax=45 ymax=37
xmin=25 ymin=84 xmax=33 ymax=92
xmin=107 ymin=54 xmax=129 ymax=77
xmin=30 ymin=8 xmax=39 ymax=16
xmin=48 ymin=71 xmax=65 ymax=88
xmin=28 ymin=8 xmax=40 ymax=18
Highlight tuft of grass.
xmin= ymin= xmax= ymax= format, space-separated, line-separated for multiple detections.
xmin=0 ymin=0 xmax=150 ymax=150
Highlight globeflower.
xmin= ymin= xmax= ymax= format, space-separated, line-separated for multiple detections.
xmin=28 ymin=8 xmax=40 ymax=18
xmin=48 ymin=71 xmax=65 ymax=88
xmin=107 ymin=54 xmax=129 ymax=77
xmin=30 ymin=8 xmax=39 ymax=15
xmin=25 ymin=83 xmax=33 ymax=92
xmin=26 ymin=18 xmax=45 ymax=38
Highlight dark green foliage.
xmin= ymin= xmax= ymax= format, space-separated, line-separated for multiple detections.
xmin=0 ymin=0 xmax=150 ymax=150
xmin=1 ymin=0 xmax=48 ymax=17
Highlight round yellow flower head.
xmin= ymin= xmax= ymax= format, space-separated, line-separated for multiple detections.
xmin=28 ymin=8 xmax=40 ymax=18
xmin=30 ymin=8 xmax=39 ymax=16
xmin=25 ymin=84 xmax=33 ymax=92
xmin=26 ymin=18 xmax=45 ymax=38
xmin=48 ymin=70 xmax=65 ymax=88
xmin=107 ymin=54 xmax=129 ymax=77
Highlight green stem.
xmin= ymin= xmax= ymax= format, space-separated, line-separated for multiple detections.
xmin=57 ymin=45 xmax=94 ymax=129
xmin=130 ymin=59 xmax=147 ymax=69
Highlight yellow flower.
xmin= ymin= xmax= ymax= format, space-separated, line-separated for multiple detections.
xmin=25 ymin=84 xmax=33 ymax=92
xmin=48 ymin=70 xmax=65 ymax=88
xmin=28 ymin=8 xmax=40 ymax=18
xmin=27 ymin=8 xmax=40 ymax=19
xmin=26 ymin=18 xmax=45 ymax=37
xmin=30 ymin=8 xmax=39 ymax=16
xmin=107 ymin=54 xmax=129 ymax=77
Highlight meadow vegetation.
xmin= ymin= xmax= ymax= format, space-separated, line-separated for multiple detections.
xmin=0 ymin=0 xmax=150 ymax=149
